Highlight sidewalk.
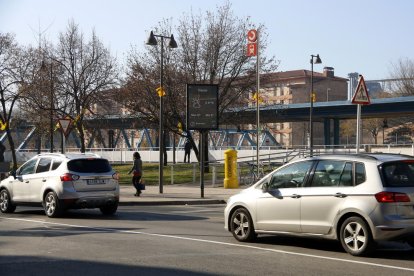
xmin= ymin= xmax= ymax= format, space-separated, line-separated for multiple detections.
xmin=119 ymin=183 xmax=244 ymax=206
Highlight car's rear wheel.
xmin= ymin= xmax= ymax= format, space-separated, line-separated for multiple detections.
xmin=100 ymin=203 xmax=118 ymax=215
xmin=0 ymin=189 xmax=16 ymax=213
xmin=230 ymin=207 xmax=257 ymax=242
xmin=340 ymin=216 xmax=375 ymax=256
xmin=43 ymin=191 xmax=63 ymax=218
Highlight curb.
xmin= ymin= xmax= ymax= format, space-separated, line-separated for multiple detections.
xmin=119 ymin=199 xmax=226 ymax=206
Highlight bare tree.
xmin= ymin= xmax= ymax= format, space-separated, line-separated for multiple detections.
xmin=19 ymin=41 xmax=60 ymax=152
xmin=390 ymin=58 xmax=414 ymax=96
xmin=0 ymin=33 xmax=36 ymax=169
xmin=51 ymin=21 xmax=118 ymax=152
xmin=363 ymin=118 xmax=383 ymax=144
xmin=122 ymin=2 xmax=278 ymax=162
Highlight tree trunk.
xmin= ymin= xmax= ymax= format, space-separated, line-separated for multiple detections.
xmin=6 ymin=129 xmax=17 ymax=171
xmin=77 ymin=123 xmax=86 ymax=153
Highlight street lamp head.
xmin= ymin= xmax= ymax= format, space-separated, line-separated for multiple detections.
xmin=314 ymin=54 xmax=322 ymax=64
xmin=168 ymin=34 xmax=178 ymax=48
xmin=146 ymin=31 xmax=158 ymax=46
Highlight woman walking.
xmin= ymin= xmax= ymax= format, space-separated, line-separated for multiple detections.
xmin=128 ymin=152 xmax=143 ymax=196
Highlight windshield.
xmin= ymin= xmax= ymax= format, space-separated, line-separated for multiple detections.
xmin=67 ymin=158 xmax=112 ymax=173
xmin=381 ymin=161 xmax=414 ymax=187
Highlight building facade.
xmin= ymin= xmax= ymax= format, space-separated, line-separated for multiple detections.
xmin=248 ymin=67 xmax=348 ymax=147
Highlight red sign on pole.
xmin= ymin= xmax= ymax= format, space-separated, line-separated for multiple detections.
xmin=247 ymin=29 xmax=257 ymax=43
xmin=247 ymin=29 xmax=258 ymax=57
xmin=247 ymin=43 xmax=257 ymax=57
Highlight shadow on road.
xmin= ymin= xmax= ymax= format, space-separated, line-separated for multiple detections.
xmin=255 ymin=235 xmax=414 ymax=260
xmin=1 ymin=255 xmax=215 ymax=276
xmin=4 ymin=208 xmax=209 ymax=222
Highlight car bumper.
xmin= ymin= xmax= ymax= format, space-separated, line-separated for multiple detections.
xmin=60 ymin=195 xmax=119 ymax=209
xmin=371 ymin=219 xmax=414 ymax=241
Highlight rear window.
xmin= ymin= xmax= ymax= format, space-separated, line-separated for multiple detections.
xmin=381 ymin=161 xmax=414 ymax=187
xmin=67 ymin=158 xmax=112 ymax=173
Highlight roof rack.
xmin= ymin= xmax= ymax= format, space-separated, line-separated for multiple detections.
xmin=365 ymin=152 xmax=413 ymax=159
xmin=310 ymin=152 xmax=413 ymax=161
xmin=37 ymin=153 xmax=66 ymax=158
xmin=37 ymin=152 xmax=101 ymax=159
xmin=309 ymin=153 xmax=379 ymax=160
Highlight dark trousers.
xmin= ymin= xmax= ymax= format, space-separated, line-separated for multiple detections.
xmin=184 ymin=151 xmax=191 ymax=163
xmin=132 ymin=175 xmax=142 ymax=191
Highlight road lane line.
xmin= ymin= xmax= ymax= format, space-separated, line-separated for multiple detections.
xmin=1 ymin=216 xmax=414 ymax=272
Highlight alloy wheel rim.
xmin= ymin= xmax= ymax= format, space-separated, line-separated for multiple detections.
xmin=343 ymin=222 xmax=366 ymax=252
xmin=45 ymin=194 xmax=56 ymax=216
xmin=233 ymin=212 xmax=249 ymax=238
xmin=0 ymin=191 xmax=8 ymax=211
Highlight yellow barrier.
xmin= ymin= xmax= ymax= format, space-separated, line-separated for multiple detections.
xmin=224 ymin=149 xmax=238 ymax=188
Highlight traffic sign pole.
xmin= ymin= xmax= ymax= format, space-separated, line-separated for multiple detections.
xmin=356 ymin=104 xmax=361 ymax=153
xmin=351 ymin=75 xmax=370 ymax=153
xmin=247 ymin=29 xmax=260 ymax=178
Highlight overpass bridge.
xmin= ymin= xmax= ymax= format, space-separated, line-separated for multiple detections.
xmin=6 ymin=96 xmax=414 ymax=151
xmin=226 ymin=95 xmax=414 ymax=123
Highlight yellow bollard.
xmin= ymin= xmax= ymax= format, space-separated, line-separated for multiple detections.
xmin=224 ymin=149 xmax=239 ymax=188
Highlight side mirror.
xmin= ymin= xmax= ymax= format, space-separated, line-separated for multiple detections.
xmin=10 ymin=170 xmax=16 ymax=179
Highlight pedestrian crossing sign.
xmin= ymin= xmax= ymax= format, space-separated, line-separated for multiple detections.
xmin=351 ymin=75 xmax=371 ymax=105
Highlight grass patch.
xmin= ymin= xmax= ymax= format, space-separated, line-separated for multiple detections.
xmin=112 ymin=162 xmax=277 ymax=186
xmin=112 ymin=162 xmax=226 ymax=186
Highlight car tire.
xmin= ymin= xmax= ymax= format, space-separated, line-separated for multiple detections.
xmin=43 ymin=191 xmax=63 ymax=218
xmin=100 ymin=203 xmax=118 ymax=215
xmin=339 ymin=216 xmax=375 ymax=256
xmin=0 ymin=189 xmax=16 ymax=213
xmin=230 ymin=207 xmax=257 ymax=242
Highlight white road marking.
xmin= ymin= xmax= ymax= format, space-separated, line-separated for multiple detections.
xmin=1 ymin=216 xmax=414 ymax=272
xmin=169 ymin=209 xmax=221 ymax=214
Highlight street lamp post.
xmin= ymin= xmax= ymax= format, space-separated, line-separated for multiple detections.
xmin=146 ymin=31 xmax=178 ymax=194
xmin=41 ymin=60 xmax=54 ymax=153
xmin=49 ymin=62 xmax=54 ymax=153
xmin=309 ymin=54 xmax=322 ymax=156
xmin=382 ymin=119 xmax=388 ymax=144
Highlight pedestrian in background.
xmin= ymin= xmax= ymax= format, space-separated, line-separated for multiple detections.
xmin=128 ymin=152 xmax=143 ymax=196
xmin=184 ymin=138 xmax=192 ymax=163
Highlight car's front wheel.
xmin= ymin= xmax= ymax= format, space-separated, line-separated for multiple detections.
xmin=339 ymin=216 xmax=375 ymax=256
xmin=0 ymin=189 xmax=16 ymax=213
xmin=100 ymin=203 xmax=118 ymax=215
xmin=230 ymin=207 xmax=257 ymax=242
xmin=43 ymin=191 xmax=63 ymax=218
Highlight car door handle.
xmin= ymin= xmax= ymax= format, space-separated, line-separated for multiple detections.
xmin=25 ymin=180 xmax=29 ymax=183
xmin=42 ymin=179 xmax=47 ymax=182
xmin=334 ymin=193 xmax=347 ymax=198
xmin=291 ymin=194 xmax=301 ymax=198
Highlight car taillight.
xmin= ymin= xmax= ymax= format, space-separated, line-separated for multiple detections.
xmin=112 ymin=172 xmax=119 ymax=180
xmin=375 ymin=191 xmax=411 ymax=203
xmin=60 ymin=173 xmax=80 ymax=181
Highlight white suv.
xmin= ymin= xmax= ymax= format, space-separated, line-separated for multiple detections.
xmin=0 ymin=153 xmax=119 ymax=217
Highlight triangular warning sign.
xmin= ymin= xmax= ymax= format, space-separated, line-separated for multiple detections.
xmin=58 ymin=118 xmax=72 ymax=136
xmin=351 ymin=75 xmax=370 ymax=105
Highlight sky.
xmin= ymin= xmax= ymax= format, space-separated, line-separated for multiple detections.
xmin=1 ymin=0 xmax=413 ymax=80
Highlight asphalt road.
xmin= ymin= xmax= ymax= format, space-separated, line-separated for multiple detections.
xmin=1 ymin=205 xmax=414 ymax=276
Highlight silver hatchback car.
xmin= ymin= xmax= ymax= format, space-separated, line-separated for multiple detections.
xmin=225 ymin=153 xmax=414 ymax=256
xmin=0 ymin=153 xmax=119 ymax=217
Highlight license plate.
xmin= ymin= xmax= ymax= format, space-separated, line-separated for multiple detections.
xmin=87 ymin=179 xmax=106 ymax=185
